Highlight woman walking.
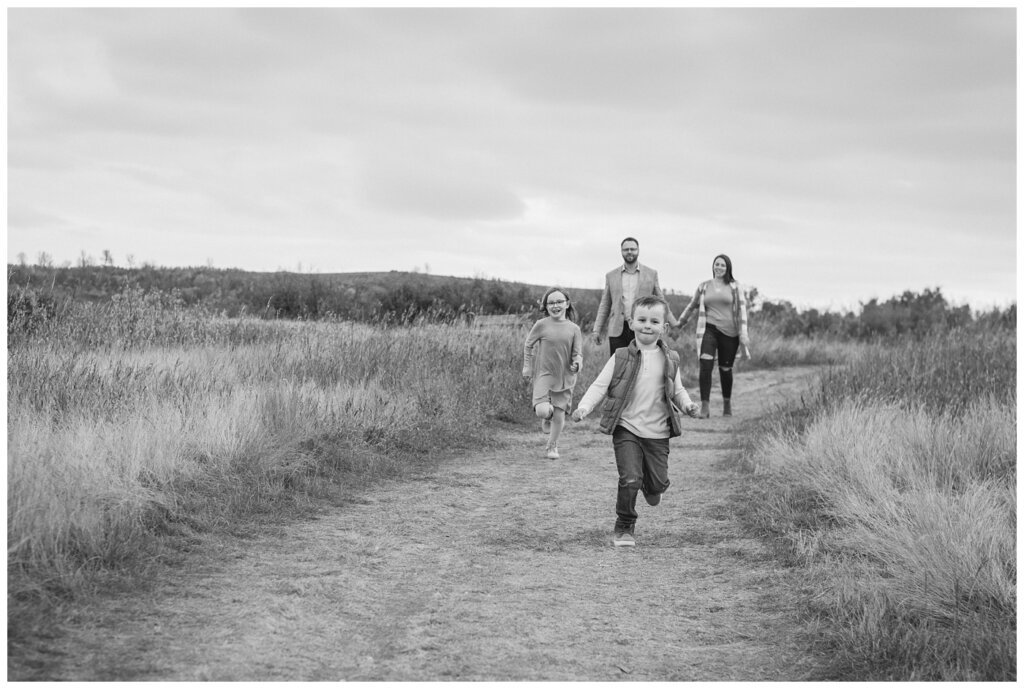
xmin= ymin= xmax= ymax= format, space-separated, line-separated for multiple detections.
xmin=678 ymin=254 xmax=750 ymax=418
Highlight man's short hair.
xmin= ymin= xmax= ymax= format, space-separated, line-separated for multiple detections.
xmin=631 ymin=295 xmax=669 ymax=319
xmin=621 ymin=237 xmax=639 ymax=248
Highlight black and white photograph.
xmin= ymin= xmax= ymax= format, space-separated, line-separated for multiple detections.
xmin=7 ymin=6 xmax=1016 ymax=682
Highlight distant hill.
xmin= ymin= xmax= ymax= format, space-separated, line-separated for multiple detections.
xmin=5 ymin=264 xmax=693 ymax=327
xmin=11 ymin=264 xmax=1009 ymax=340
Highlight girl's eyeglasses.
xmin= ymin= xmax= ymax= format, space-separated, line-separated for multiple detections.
xmin=546 ymin=299 xmax=567 ymax=306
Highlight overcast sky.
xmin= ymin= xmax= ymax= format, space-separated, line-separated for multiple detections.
xmin=7 ymin=7 xmax=1017 ymax=311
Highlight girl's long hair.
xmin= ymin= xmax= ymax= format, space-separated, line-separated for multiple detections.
xmin=713 ymin=254 xmax=736 ymax=283
xmin=539 ymin=286 xmax=578 ymax=323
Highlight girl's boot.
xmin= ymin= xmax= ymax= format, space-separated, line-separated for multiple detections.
xmin=699 ymin=401 xmax=710 ymax=419
xmin=723 ymin=399 xmax=732 ymax=416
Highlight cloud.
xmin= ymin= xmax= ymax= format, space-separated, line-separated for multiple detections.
xmin=5 ymin=8 xmax=1016 ymax=309
xmin=7 ymin=206 xmax=73 ymax=231
xmin=357 ymin=152 xmax=525 ymax=221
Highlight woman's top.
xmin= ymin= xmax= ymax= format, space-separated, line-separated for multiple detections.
xmin=523 ymin=317 xmax=584 ymax=398
xmin=678 ymin=279 xmax=749 ymax=348
xmin=703 ymin=280 xmax=739 ymax=336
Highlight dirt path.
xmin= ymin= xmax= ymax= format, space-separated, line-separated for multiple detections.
xmin=15 ymin=366 xmax=825 ymax=681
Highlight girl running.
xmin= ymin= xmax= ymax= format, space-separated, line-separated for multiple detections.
xmin=522 ymin=287 xmax=583 ymax=459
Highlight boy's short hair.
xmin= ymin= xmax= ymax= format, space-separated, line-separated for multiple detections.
xmin=631 ymin=295 xmax=669 ymax=319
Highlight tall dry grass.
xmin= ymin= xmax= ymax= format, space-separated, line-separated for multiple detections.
xmin=742 ymin=326 xmax=1016 ymax=680
xmin=8 ymin=301 xmax=530 ymax=617
xmin=663 ymin=321 xmax=858 ymax=384
xmin=741 ymin=328 xmax=859 ymax=369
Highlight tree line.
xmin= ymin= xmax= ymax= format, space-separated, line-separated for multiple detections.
xmin=7 ymin=263 xmax=1015 ymax=339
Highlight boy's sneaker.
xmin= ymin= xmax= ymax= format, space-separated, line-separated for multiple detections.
xmin=643 ymin=491 xmax=661 ymax=506
xmin=613 ymin=530 xmax=636 ymax=547
xmin=545 ymin=446 xmax=559 ymax=460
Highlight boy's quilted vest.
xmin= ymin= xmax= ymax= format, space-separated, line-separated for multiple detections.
xmin=598 ymin=341 xmax=683 ymax=438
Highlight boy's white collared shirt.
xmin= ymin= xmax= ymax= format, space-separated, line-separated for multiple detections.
xmin=617 ymin=348 xmax=670 ymax=438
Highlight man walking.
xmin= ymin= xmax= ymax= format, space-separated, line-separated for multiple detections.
xmin=592 ymin=237 xmax=678 ymax=355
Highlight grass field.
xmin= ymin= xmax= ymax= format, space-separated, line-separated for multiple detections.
xmin=8 ymin=292 xmax=1016 ymax=680
xmin=739 ymin=327 xmax=1016 ymax=680
xmin=8 ymin=303 xmax=530 ymax=621
xmin=6 ymin=294 xmax=844 ymax=599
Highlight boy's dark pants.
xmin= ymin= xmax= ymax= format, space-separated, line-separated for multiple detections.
xmin=612 ymin=426 xmax=670 ymax=532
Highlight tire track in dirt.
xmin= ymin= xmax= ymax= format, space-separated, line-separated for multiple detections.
xmin=14 ymin=366 xmax=826 ymax=681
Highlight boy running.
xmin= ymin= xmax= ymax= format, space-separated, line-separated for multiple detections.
xmin=572 ymin=295 xmax=699 ymax=547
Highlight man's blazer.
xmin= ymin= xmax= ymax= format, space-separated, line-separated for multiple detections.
xmin=592 ymin=264 xmax=667 ymax=338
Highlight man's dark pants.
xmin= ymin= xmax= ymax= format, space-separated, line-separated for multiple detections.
xmin=611 ymin=426 xmax=670 ymax=532
xmin=608 ymin=320 xmax=635 ymax=355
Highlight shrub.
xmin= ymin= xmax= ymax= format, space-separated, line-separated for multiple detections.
xmin=7 ymin=286 xmax=58 ymax=336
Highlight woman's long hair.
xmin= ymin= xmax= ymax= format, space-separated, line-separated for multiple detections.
xmin=539 ymin=286 xmax=578 ymax=323
xmin=713 ymin=254 xmax=736 ymax=284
